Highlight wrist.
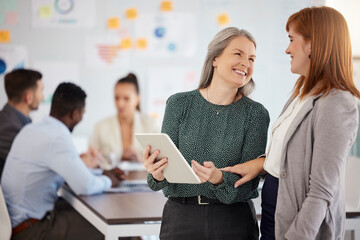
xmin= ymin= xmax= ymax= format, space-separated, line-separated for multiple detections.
xmin=210 ymin=169 xmax=224 ymax=185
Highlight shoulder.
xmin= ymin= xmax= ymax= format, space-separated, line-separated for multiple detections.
xmin=316 ymin=89 xmax=357 ymax=112
xmin=94 ymin=115 xmax=117 ymax=129
xmin=137 ymin=112 xmax=160 ymax=130
xmin=166 ymin=90 xmax=198 ymax=105
xmin=242 ymin=97 xmax=270 ymax=120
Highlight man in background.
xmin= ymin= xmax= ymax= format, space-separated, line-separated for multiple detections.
xmin=1 ymin=82 xmax=126 ymax=240
xmin=0 ymin=69 xmax=43 ymax=180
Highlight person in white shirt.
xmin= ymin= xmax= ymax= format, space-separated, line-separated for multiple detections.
xmin=90 ymin=73 xmax=160 ymax=166
xmin=2 ymin=82 xmax=126 ymax=240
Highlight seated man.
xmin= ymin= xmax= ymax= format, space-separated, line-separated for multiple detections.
xmin=0 ymin=69 xmax=43 ymax=180
xmin=1 ymin=82 xmax=126 ymax=240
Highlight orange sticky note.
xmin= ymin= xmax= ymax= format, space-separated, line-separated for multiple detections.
xmin=0 ymin=30 xmax=10 ymax=43
xmin=136 ymin=38 xmax=147 ymax=49
xmin=161 ymin=1 xmax=173 ymax=12
xmin=120 ymin=38 xmax=132 ymax=49
xmin=39 ymin=6 xmax=52 ymax=18
xmin=217 ymin=13 xmax=230 ymax=26
xmin=126 ymin=8 xmax=137 ymax=20
xmin=108 ymin=17 xmax=120 ymax=29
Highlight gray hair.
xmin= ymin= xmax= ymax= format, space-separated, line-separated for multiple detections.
xmin=198 ymin=27 xmax=256 ymax=96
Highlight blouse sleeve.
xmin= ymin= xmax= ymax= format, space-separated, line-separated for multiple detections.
xmin=147 ymin=94 xmax=185 ymax=191
xmin=210 ymin=104 xmax=270 ymax=203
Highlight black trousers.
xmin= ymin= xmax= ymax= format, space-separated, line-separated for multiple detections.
xmin=160 ymin=198 xmax=259 ymax=240
xmin=260 ymin=174 xmax=279 ymax=240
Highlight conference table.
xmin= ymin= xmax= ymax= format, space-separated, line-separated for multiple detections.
xmin=59 ymin=169 xmax=360 ymax=240
xmin=58 ymin=170 xmax=167 ymax=239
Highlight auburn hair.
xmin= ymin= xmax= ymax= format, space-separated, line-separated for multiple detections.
xmin=286 ymin=6 xmax=360 ymax=99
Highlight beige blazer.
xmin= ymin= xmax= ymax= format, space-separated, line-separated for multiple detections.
xmin=90 ymin=111 xmax=160 ymax=165
xmin=275 ymin=89 xmax=358 ymax=240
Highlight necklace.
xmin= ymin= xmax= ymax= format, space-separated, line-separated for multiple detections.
xmin=206 ymin=89 xmax=237 ymax=115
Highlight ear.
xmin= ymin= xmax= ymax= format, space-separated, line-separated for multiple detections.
xmin=24 ymin=90 xmax=34 ymax=105
xmin=212 ymin=57 xmax=218 ymax=68
xmin=70 ymin=109 xmax=80 ymax=121
xmin=306 ymin=40 xmax=311 ymax=56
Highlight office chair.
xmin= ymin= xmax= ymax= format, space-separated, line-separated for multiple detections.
xmin=0 ymin=185 xmax=11 ymax=240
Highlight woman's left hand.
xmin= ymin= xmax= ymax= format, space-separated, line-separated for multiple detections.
xmin=191 ymin=160 xmax=224 ymax=185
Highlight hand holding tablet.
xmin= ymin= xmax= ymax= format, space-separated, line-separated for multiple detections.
xmin=135 ymin=133 xmax=201 ymax=184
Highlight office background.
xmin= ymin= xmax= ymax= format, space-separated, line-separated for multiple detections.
xmin=0 ymin=0 xmax=359 ymax=143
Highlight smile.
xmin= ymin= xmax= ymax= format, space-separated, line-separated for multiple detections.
xmin=234 ymin=69 xmax=247 ymax=76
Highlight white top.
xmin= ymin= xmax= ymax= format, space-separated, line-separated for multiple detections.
xmin=90 ymin=111 xmax=160 ymax=167
xmin=263 ymin=96 xmax=309 ymax=178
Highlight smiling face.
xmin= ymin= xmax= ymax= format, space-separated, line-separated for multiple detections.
xmin=114 ymin=82 xmax=139 ymax=117
xmin=212 ymin=36 xmax=256 ymax=89
xmin=285 ymin=27 xmax=311 ymax=77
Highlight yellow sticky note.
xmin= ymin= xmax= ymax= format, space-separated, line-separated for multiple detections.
xmin=120 ymin=38 xmax=132 ymax=49
xmin=136 ymin=38 xmax=147 ymax=49
xmin=39 ymin=6 xmax=52 ymax=18
xmin=217 ymin=13 xmax=230 ymax=26
xmin=108 ymin=17 xmax=120 ymax=29
xmin=126 ymin=8 xmax=138 ymax=20
xmin=0 ymin=30 xmax=10 ymax=43
xmin=161 ymin=1 xmax=173 ymax=12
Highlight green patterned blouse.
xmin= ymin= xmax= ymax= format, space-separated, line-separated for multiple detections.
xmin=147 ymin=89 xmax=270 ymax=204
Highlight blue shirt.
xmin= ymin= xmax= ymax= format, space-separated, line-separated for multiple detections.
xmin=1 ymin=116 xmax=111 ymax=227
xmin=0 ymin=103 xmax=31 ymax=179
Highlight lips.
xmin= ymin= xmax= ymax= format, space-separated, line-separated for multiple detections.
xmin=233 ymin=69 xmax=247 ymax=76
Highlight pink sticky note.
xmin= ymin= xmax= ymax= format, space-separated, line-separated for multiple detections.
xmin=5 ymin=11 xmax=18 ymax=25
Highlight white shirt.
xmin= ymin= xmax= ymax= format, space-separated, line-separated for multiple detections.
xmin=90 ymin=111 xmax=160 ymax=166
xmin=264 ymin=96 xmax=309 ymax=178
xmin=1 ymin=116 xmax=111 ymax=227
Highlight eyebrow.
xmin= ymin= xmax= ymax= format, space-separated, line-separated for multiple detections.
xmin=288 ymin=35 xmax=294 ymax=38
xmin=233 ymin=48 xmax=256 ymax=58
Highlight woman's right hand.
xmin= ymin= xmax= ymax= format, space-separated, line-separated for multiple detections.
xmin=221 ymin=157 xmax=266 ymax=188
xmin=143 ymin=145 xmax=168 ymax=182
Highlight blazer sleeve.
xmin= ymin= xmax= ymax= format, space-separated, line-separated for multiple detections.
xmin=285 ymin=92 xmax=359 ymax=240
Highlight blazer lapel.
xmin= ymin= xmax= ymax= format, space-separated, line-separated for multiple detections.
xmin=282 ymin=93 xmax=323 ymax=152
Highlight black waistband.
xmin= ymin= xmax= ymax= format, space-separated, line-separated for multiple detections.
xmin=168 ymin=196 xmax=248 ymax=206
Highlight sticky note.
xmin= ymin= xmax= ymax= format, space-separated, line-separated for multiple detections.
xmin=0 ymin=30 xmax=10 ymax=43
xmin=5 ymin=11 xmax=18 ymax=25
xmin=217 ymin=13 xmax=230 ymax=26
xmin=107 ymin=17 xmax=120 ymax=29
xmin=39 ymin=6 xmax=52 ymax=18
xmin=136 ymin=38 xmax=147 ymax=49
xmin=125 ymin=8 xmax=137 ymax=20
xmin=161 ymin=1 xmax=173 ymax=12
xmin=120 ymin=38 xmax=132 ymax=49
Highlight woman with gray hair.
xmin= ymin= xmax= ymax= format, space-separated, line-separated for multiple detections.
xmin=143 ymin=27 xmax=270 ymax=239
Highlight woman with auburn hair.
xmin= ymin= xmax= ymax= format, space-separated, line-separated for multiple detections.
xmin=223 ymin=6 xmax=360 ymax=239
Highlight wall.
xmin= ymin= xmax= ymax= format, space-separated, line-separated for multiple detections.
xmin=0 ymin=0 xmax=328 ymax=140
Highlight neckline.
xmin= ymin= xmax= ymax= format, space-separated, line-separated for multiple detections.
xmin=196 ymin=89 xmax=245 ymax=107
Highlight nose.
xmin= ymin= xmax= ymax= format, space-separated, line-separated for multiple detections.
xmin=285 ymin=45 xmax=290 ymax=55
xmin=240 ymin=61 xmax=248 ymax=68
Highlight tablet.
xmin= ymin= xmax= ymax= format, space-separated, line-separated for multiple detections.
xmin=134 ymin=133 xmax=201 ymax=184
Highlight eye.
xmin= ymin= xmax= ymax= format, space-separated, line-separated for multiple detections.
xmin=235 ymin=52 xmax=241 ymax=56
xmin=249 ymin=58 xmax=255 ymax=62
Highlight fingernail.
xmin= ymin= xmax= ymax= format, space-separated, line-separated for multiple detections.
xmin=234 ymin=184 xmax=238 ymax=188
